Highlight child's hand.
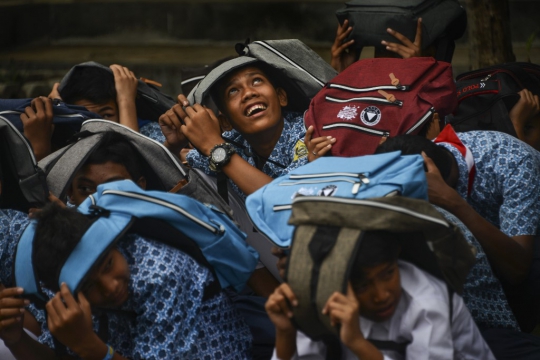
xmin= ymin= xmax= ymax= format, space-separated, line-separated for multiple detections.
xmin=381 ymin=18 xmax=423 ymax=59
xmin=331 ymin=19 xmax=357 ymax=73
xmin=176 ymin=94 xmax=224 ymax=156
xmin=322 ymin=283 xmax=364 ymax=351
xmin=0 ymin=285 xmax=28 ymax=346
xmin=421 ymin=152 xmax=460 ymax=209
xmin=509 ymin=89 xmax=540 ymax=147
xmin=265 ymin=283 xmax=298 ymax=334
xmin=305 ymin=125 xmax=336 ymax=162
xmin=110 ymin=64 xmax=138 ymax=102
xmin=159 ymin=104 xmax=189 ymax=154
xmin=271 ymin=246 xmax=289 ymax=279
xmin=20 ymin=96 xmax=54 ymax=161
xmin=46 ymin=283 xmax=95 ymax=350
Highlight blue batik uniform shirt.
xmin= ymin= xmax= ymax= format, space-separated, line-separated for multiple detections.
xmin=186 ymin=111 xmax=309 ymax=199
xmin=435 ymin=207 xmax=519 ymax=331
xmin=437 ymin=131 xmax=540 ymax=237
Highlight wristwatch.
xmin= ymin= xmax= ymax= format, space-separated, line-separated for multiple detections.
xmin=208 ymin=143 xmax=236 ymax=172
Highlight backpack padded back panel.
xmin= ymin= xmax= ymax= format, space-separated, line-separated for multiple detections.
xmin=285 ymin=196 xmax=476 ymax=341
xmin=304 ymin=57 xmax=457 ymax=157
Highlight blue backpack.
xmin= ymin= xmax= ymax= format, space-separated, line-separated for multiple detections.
xmin=245 ymin=151 xmax=428 ymax=247
xmin=15 ymin=180 xmax=259 ymax=301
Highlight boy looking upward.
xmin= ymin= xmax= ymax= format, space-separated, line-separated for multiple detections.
xmin=266 ymin=231 xmax=494 ymax=360
xmin=159 ymin=59 xmax=335 ymax=197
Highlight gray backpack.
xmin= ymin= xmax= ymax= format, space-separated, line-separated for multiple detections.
xmin=188 ymin=39 xmax=338 ymax=112
xmin=38 ymin=119 xmax=232 ymax=216
xmin=0 ymin=115 xmax=48 ymax=212
xmin=285 ymin=196 xmax=476 ymax=356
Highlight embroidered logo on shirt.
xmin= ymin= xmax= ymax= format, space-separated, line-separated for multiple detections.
xmin=318 ymin=185 xmax=337 ymax=197
xmin=360 ymin=106 xmax=382 ymax=126
xmin=293 ymin=139 xmax=308 ymax=162
xmin=337 ymin=105 xmax=359 ymax=121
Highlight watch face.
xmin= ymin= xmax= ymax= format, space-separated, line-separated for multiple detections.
xmin=212 ymin=147 xmax=227 ymax=162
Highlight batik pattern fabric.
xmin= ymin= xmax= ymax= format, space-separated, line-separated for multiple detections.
xmin=140 ymin=121 xmax=166 ymax=143
xmin=435 ymin=207 xmax=520 ymax=331
xmin=437 ymin=131 xmax=540 ymax=237
xmin=186 ymin=111 xmax=308 ymax=199
xmin=113 ymin=234 xmax=252 ymax=359
xmin=0 ymin=209 xmax=29 ymax=286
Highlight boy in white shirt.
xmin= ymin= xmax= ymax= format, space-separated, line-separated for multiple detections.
xmin=265 ymin=230 xmax=495 ymax=360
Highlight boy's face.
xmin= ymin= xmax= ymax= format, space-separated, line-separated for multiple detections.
xmin=74 ymin=99 xmax=119 ymax=122
xmin=218 ymin=66 xmax=288 ymax=136
xmin=81 ymin=248 xmax=130 ymax=308
xmin=354 ymin=261 xmax=402 ymax=322
xmin=68 ymin=161 xmax=145 ymax=206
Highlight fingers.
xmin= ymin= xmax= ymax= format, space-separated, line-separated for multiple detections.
xmin=386 ymin=27 xmax=414 ymax=48
xmin=380 ymin=41 xmax=415 ymax=58
xmin=177 ymin=94 xmax=190 ymax=107
xmin=43 ymin=97 xmax=54 ymax=121
xmin=0 ymin=287 xmax=24 ymax=300
xmin=48 ymin=82 xmax=62 ymax=100
xmin=304 ymin=125 xmax=314 ymax=144
xmin=414 ymin=18 xmax=423 ymax=47
xmin=266 ymin=284 xmax=298 ymax=318
xmin=60 ymin=283 xmax=78 ymax=309
xmin=421 ymin=151 xmax=441 ymax=175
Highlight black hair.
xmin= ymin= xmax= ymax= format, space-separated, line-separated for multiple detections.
xmin=84 ymin=132 xmax=143 ymax=181
xmin=375 ymin=134 xmax=454 ymax=182
xmin=33 ymin=203 xmax=92 ymax=291
xmin=349 ymin=230 xmax=401 ymax=290
xmin=59 ymin=67 xmax=116 ymax=105
xmin=210 ymin=61 xmax=286 ymax=115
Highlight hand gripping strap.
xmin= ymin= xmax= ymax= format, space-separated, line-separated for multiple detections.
xmin=58 ymin=213 xmax=133 ymax=294
xmin=14 ymin=221 xmax=43 ymax=299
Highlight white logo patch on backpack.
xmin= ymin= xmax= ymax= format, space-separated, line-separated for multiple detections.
xmin=360 ymin=106 xmax=381 ymax=126
xmin=337 ymin=105 xmax=359 ymax=121
xmin=318 ymin=185 xmax=337 ymax=197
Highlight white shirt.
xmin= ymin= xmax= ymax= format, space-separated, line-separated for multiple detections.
xmin=273 ymin=261 xmax=495 ymax=360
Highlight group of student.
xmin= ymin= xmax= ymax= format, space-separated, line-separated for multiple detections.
xmin=1 ymin=8 xmax=540 ymax=360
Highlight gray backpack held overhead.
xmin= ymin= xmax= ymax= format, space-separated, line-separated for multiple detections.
xmin=285 ymin=196 xmax=476 ymax=353
xmin=0 ymin=115 xmax=48 ymax=212
xmin=188 ymin=39 xmax=338 ymax=112
xmin=38 ymin=119 xmax=232 ymax=216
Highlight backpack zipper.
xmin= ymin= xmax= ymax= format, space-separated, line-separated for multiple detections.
xmin=405 ymin=107 xmax=435 ymax=134
xmin=101 ymin=190 xmax=221 ymax=234
xmin=328 ymin=83 xmax=409 ymax=92
xmin=281 ymin=173 xmax=370 ymax=195
xmin=326 ymin=95 xmax=403 ymax=107
xmin=322 ymin=122 xmax=390 ymax=137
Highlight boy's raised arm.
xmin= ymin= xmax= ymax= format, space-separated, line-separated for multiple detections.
xmin=177 ymin=96 xmax=274 ymax=195
xmin=110 ymin=64 xmax=139 ymax=132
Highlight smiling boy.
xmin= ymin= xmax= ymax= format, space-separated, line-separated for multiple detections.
xmin=159 ymin=58 xmax=335 ymax=198
xmin=266 ymin=231 xmax=494 ymax=360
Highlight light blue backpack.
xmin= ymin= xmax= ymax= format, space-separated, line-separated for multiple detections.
xmin=245 ymin=151 xmax=428 ymax=248
xmin=15 ymin=180 xmax=259 ymax=300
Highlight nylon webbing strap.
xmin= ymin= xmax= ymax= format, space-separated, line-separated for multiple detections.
xmin=287 ymin=225 xmax=362 ymax=340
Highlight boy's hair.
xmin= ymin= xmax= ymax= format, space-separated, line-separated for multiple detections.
xmin=210 ymin=61 xmax=285 ymax=115
xmin=349 ymin=230 xmax=401 ymax=289
xmin=375 ymin=135 xmax=454 ymax=182
xmin=84 ymin=132 xmax=144 ymax=181
xmin=33 ymin=203 xmax=92 ymax=291
xmin=59 ymin=67 xmax=116 ymax=105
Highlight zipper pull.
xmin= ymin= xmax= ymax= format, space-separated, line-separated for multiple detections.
xmin=389 ymin=73 xmax=400 ymax=87
xmin=359 ymin=174 xmax=370 ymax=184
xmin=377 ymin=90 xmax=396 ymax=103
xmin=352 ymin=182 xmax=361 ymax=195
xmin=480 ymin=74 xmax=492 ymax=82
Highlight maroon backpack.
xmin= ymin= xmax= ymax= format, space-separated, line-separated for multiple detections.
xmin=304 ymin=57 xmax=457 ymax=156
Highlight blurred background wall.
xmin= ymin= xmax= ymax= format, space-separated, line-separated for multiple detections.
xmin=0 ymin=0 xmax=538 ymax=98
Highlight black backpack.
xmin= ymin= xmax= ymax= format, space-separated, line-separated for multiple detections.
xmin=447 ymin=62 xmax=540 ymax=136
xmin=58 ymin=62 xmax=176 ymax=122
xmin=0 ymin=115 xmax=49 ymax=212
xmin=336 ymin=0 xmax=467 ymax=62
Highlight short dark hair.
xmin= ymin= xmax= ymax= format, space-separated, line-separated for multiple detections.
xmin=33 ymin=203 xmax=92 ymax=291
xmin=349 ymin=230 xmax=401 ymax=290
xmin=375 ymin=135 xmax=454 ymax=182
xmin=84 ymin=132 xmax=143 ymax=181
xmin=59 ymin=67 xmax=116 ymax=105
xmin=210 ymin=61 xmax=283 ymax=115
